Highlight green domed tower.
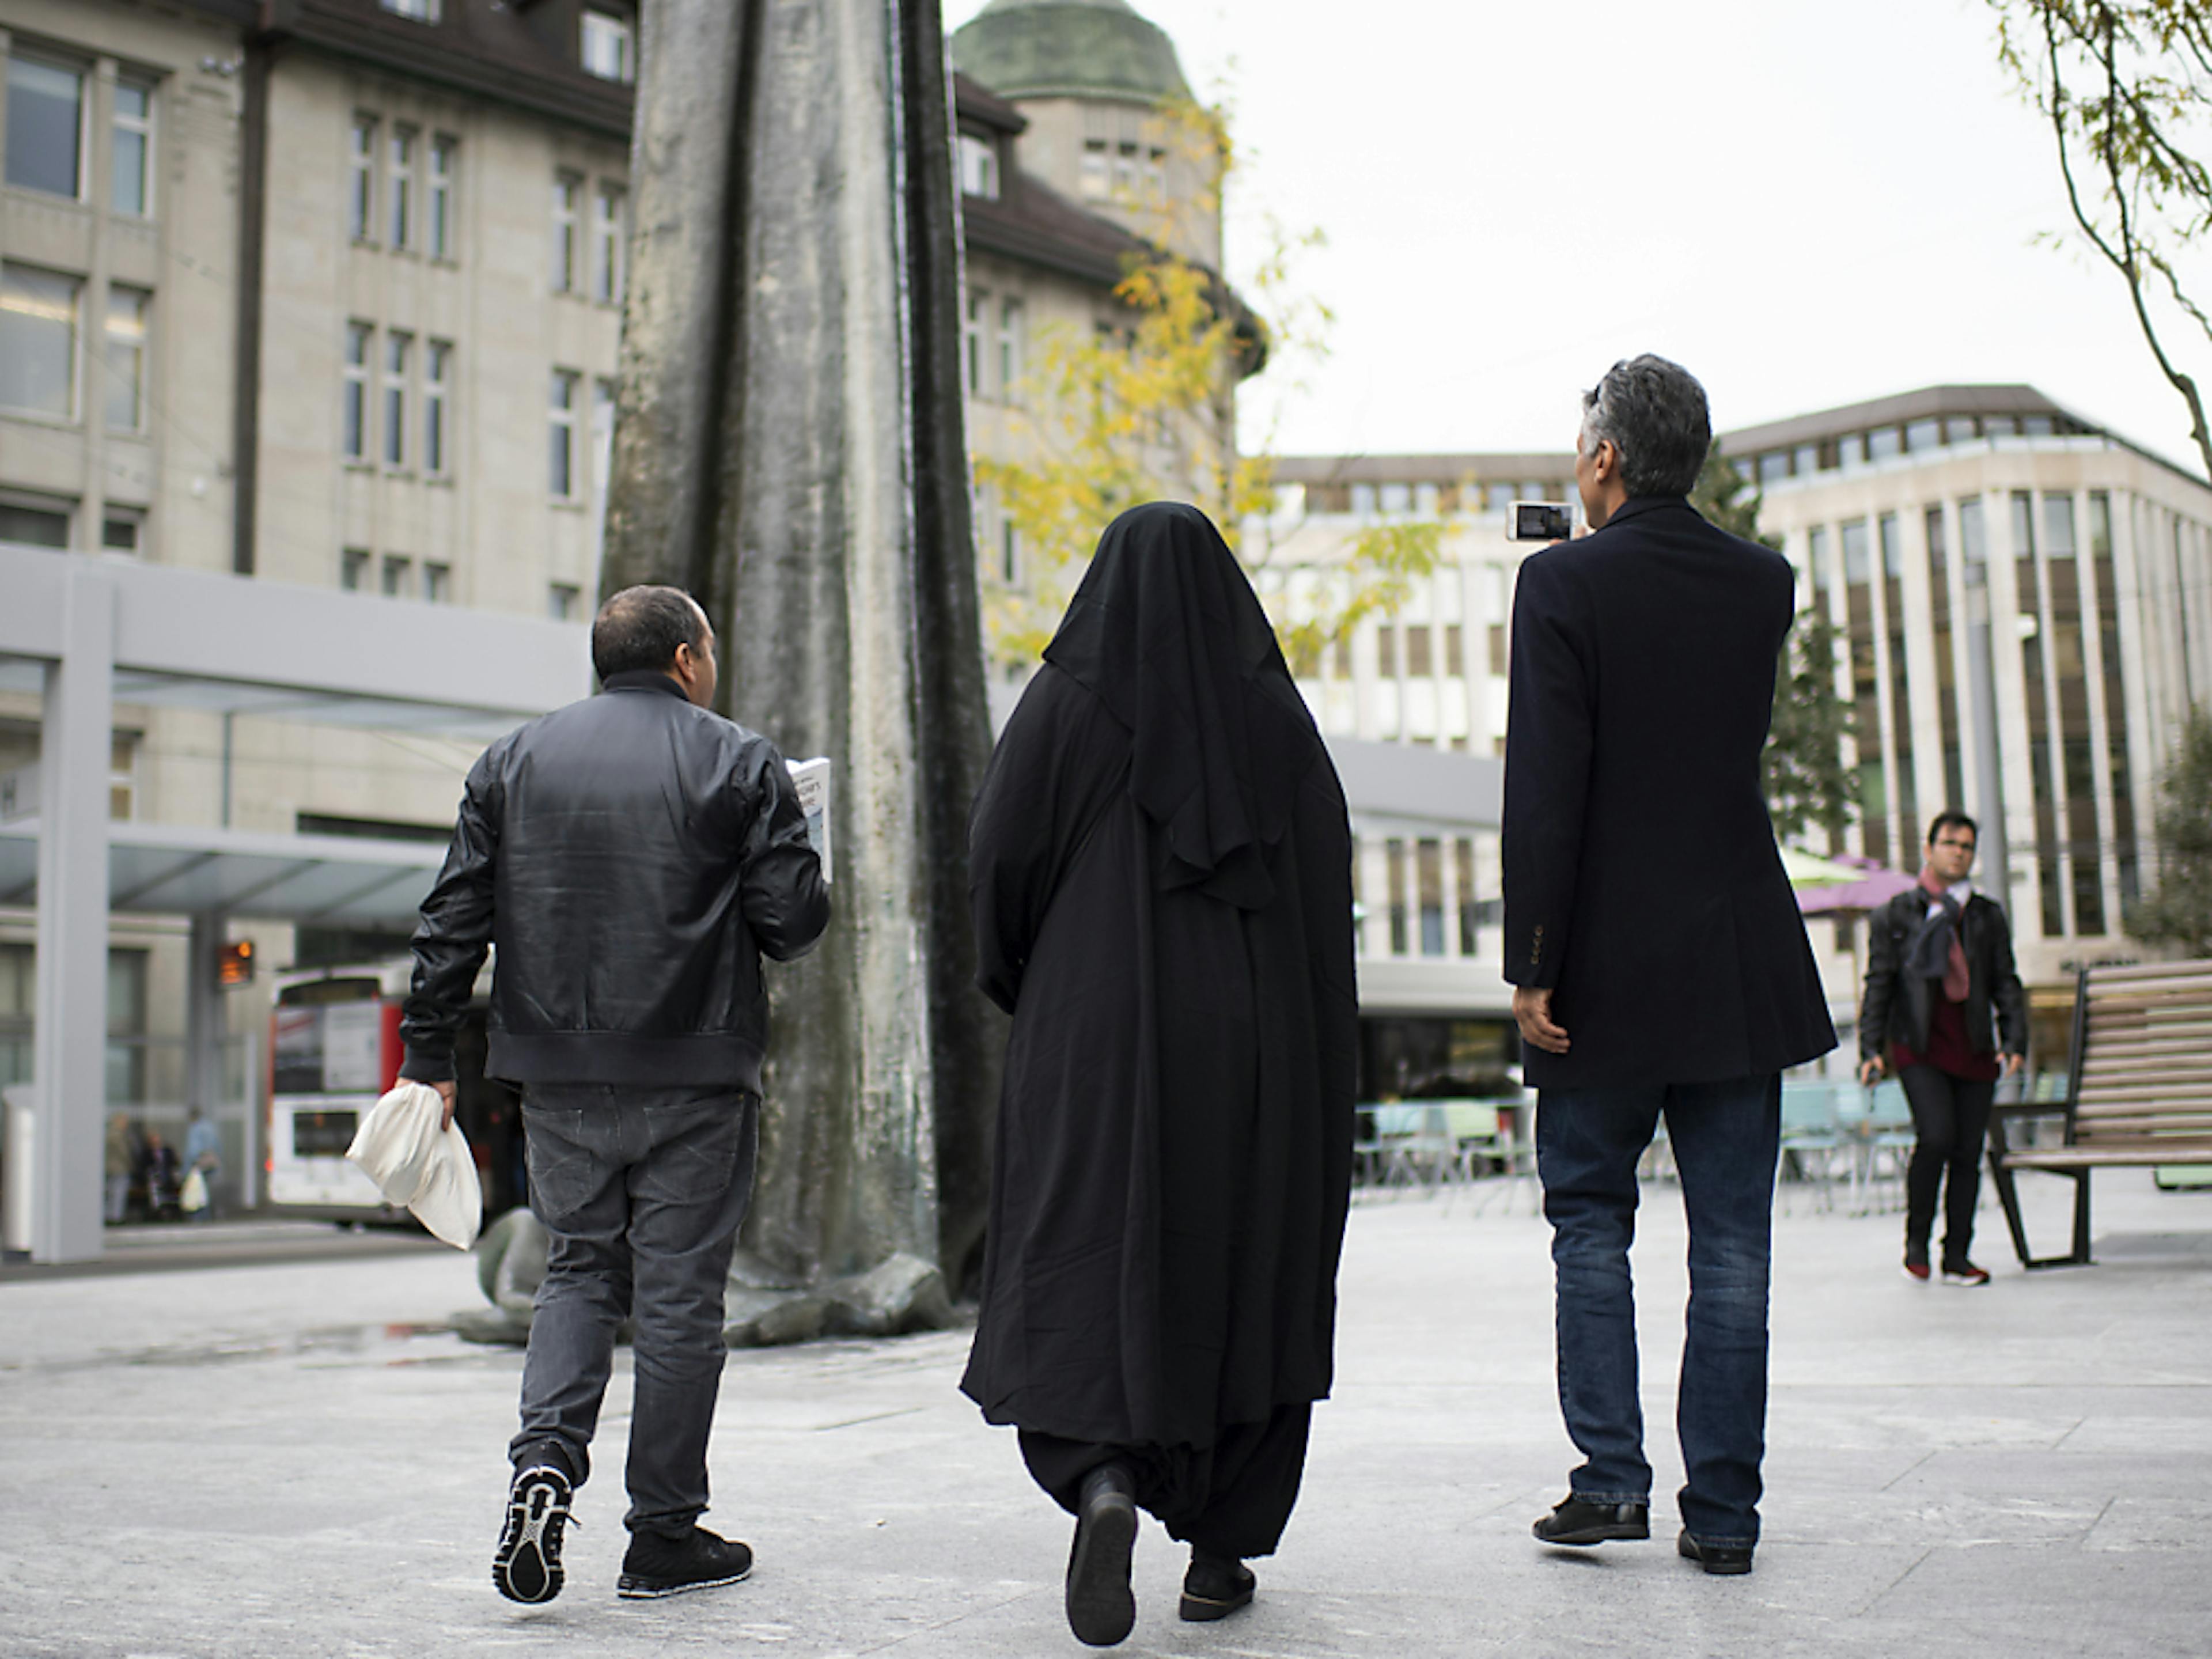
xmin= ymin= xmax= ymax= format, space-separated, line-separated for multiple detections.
xmin=951 ymin=0 xmax=1217 ymax=268
xmin=951 ymin=0 xmax=1190 ymax=105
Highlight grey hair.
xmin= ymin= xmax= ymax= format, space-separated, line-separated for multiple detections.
xmin=1577 ymin=354 xmax=1712 ymax=497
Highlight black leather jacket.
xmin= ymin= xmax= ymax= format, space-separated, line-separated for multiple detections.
xmin=1857 ymin=885 xmax=2028 ymax=1065
xmin=400 ymin=672 xmax=830 ymax=1092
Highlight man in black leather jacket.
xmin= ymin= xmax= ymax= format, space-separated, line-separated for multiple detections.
xmin=1858 ymin=812 xmax=2026 ymax=1287
xmin=400 ymin=585 xmax=829 ymax=1605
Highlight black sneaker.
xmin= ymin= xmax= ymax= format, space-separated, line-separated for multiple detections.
xmin=1179 ymin=1551 xmax=1255 ymax=1622
xmin=493 ymin=1464 xmax=575 ymax=1604
xmin=617 ymin=1527 xmax=754 ymax=1600
xmin=1065 ymin=1462 xmax=1138 ymax=1647
xmin=1532 ymin=1494 xmax=1650 ymax=1546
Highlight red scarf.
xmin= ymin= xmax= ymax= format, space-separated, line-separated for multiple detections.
xmin=1919 ymin=868 xmax=1972 ymax=1002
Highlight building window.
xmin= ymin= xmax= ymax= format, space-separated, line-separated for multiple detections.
xmin=1113 ymin=140 xmax=1140 ymax=196
xmin=958 ymin=133 xmax=999 ymax=199
xmin=380 ymin=0 xmax=441 ymax=20
xmin=581 ymin=9 xmax=636 ymax=82
xmin=6 ymin=52 xmax=85 ymax=199
xmin=342 ymin=321 xmax=372 ymax=459
xmin=2012 ymin=491 xmax=2065 ymax=938
xmin=996 ymin=296 xmax=1023 ymax=394
xmin=1455 ymin=838 xmax=1479 ymax=955
xmin=1444 ymin=623 xmax=1464 ymax=677
xmin=381 ymin=555 xmax=412 ymax=597
xmin=1925 ymin=505 xmax=1965 ymax=812
xmin=423 ymin=561 xmax=451 ymax=604
xmin=427 ymin=135 xmax=457 ymax=259
xmin=1868 ymin=426 xmax=1903 ymax=461
xmin=383 ymin=330 xmax=411 ymax=467
xmin=548 ymin=582 xmax=581 ymax=620
xmin=1405 ymin=624 xmax=1433 ymax=677
xmin=592 ymin=182 xmax=626 ymax=302
xmin=1081 ymin=139 xmax=1109 ymax=200
xmin=0 ymin=263 xmax=81 ymax=420
xmin=341 ymin=547 xmax=372 ymax=590
xmin=550 ymin=369 xmax=578 ymax=497
xmin=388 ymin=126 xmax=415 ymax=249
xmin=349 ymin=115 xmax=378 ymax=241
xmin=112 ymin=79 xmax=153 ymax=216
xmin=0 ymin=497 xmax=71 ymax=547
xmin=101 ymin=512 xmax=141 ymax=554
xmin=423 ymin=340 xmax=450 ymax=475
xmin=2089 ymin=492 xmax=2139 ymax=908
xmin=551 ymin=173 xmax=579 ymax=291
xmin=1385 ymin=839 xmax=1409 ymax=956
xmin=1905 ymin=418 xmax=1941 ymax=452
xmin=591 ymin=376 xmax=617 ymax=504
xmin=104 ymin=285 xmax=149 ymax=432
xmin=1758 ymin=450 xmax=1788 ymax=484
xmin=964 ymin=290 xmax=985 ymax=395
xmin=1417 ymin=839 xmax=1445 ymax=957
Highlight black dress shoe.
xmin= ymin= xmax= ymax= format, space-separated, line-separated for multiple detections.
xmin=1532 ymin=1494 xmax=1650 ymax=1546
xmin=1066 ymin=1462 xmax=1138 ymax=1647
xmin=1179 ymin=1551 xmax=1255 ymax=1621
xmin=1677 ymin=1530 xmax=1754 ymax=1575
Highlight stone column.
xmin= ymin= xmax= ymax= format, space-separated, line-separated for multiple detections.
xmin=603 ymin=0 xmax=1001 ymax=1293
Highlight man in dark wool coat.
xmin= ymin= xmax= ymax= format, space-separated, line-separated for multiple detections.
xmin=1506 ymin=356 xmax=1835 ymax=1578
xmin=963 ymin=501 xmax=1359 ymax=1647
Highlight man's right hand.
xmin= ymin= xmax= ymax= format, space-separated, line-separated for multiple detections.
xmin=429 ymin=1080 xmax=456 ymax=1131
xmin=1513 ymin=986 xmax=1570 ymax=1055
xmin=1857 ymin=1056 xmax=1885 ymax=1088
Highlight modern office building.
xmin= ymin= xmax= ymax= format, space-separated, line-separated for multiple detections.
xmin=1733 ymin=385 xmax=2212 ymax=983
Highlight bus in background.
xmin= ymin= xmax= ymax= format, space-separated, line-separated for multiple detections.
xmin=266 ymin=960 xmax=525 ymax=1225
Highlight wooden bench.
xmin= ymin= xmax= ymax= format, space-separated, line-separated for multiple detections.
xmin=1987 ymin=957 xmax=2212 ymax=1267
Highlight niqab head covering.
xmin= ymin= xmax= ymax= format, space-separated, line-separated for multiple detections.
xmin=1041 ymin=501 xmax=1321 ymax=908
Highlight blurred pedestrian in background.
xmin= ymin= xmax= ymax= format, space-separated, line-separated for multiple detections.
xmin=963 ymin=503 xmax=1358 ymax=1647
xmin=104 ymin=1114 xmax=136 ymax=1225
xmin=1857 ymin=812 xmax=2027 ymax=1287
xmin=1506 ymin=356 xmax=1835 ymax=1578
xmin=182 ymin=1107 xmax=222 ymax=1223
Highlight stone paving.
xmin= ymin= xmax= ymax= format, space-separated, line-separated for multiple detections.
xmin=3 ymin=1166 xmax=2210 ymax=1658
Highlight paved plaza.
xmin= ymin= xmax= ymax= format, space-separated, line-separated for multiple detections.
xmin=4 ymin=1168 xmax=2210 ymax=1658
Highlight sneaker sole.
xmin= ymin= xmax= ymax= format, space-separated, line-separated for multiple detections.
xmin=1066 ymin=1491 xmax=1138 ymax=1647
xmin=616 ymin=1562 xmax=754 ymax=1600
xmin=1533 ymin=1518 xmax=1650 ymax=1546
xmin=493 ymin=1474 xmax=571 ymax=1604
xmin=1940 ymin=1275 xmax=1990 ymax=1287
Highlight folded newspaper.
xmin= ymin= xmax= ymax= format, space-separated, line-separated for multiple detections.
xmin=786 ymin=756 xmax=833 ymax=884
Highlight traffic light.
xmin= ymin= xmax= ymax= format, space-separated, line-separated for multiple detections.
xmin=217 ymin=940 xmax=255 ymax=988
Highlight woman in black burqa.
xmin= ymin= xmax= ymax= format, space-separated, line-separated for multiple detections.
xmin=961 ymin=501 xmax=1358 ymax=1647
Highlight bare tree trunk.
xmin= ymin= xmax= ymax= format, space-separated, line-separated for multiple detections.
xmin=603 ymin=0 xmax=1002 ymax=1296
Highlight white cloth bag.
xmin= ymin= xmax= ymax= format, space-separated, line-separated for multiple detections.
xmin=344 ymin=1081 xmax=482 ymax=1249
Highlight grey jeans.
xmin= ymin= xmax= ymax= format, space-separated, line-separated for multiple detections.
xmin=510 ymin=1084 xmax=759 ymax=1539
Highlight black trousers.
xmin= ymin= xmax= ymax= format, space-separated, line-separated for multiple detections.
xmin=1897 ymin=1065 xmax=1996 ymax=1267
xmin=1017 ymin=1403 xmax=1312 ymax=1560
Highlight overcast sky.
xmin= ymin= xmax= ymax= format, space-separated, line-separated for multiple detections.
xmin=943 ymin=0 xmax=2211 ymax=472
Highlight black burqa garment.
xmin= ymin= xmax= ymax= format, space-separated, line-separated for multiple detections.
xmin=960 ymin=501 xmax=1359 ymax=1559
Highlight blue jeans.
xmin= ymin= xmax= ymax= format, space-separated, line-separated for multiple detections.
xmin=512 ymin=1084 xmax=759 ymax=1539
xmin=1536 ymin=1073 xmax=1779 ymax=1548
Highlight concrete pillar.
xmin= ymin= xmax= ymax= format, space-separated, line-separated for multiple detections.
xmin=32 ymin=565 xmax=115 ymax=1264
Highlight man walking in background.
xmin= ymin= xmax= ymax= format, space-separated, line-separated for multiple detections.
xmin=1858 ymin=812 xmax=2027 ymax=1287
xmin=1505 ymin=357 xmax=1835 ymax=1577
xmin=401 ymin=585 xmax=830 ymax=1605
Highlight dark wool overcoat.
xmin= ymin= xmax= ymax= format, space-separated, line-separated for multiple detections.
xmin=1502 ymin=495 xmax=1836 ymax=1090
